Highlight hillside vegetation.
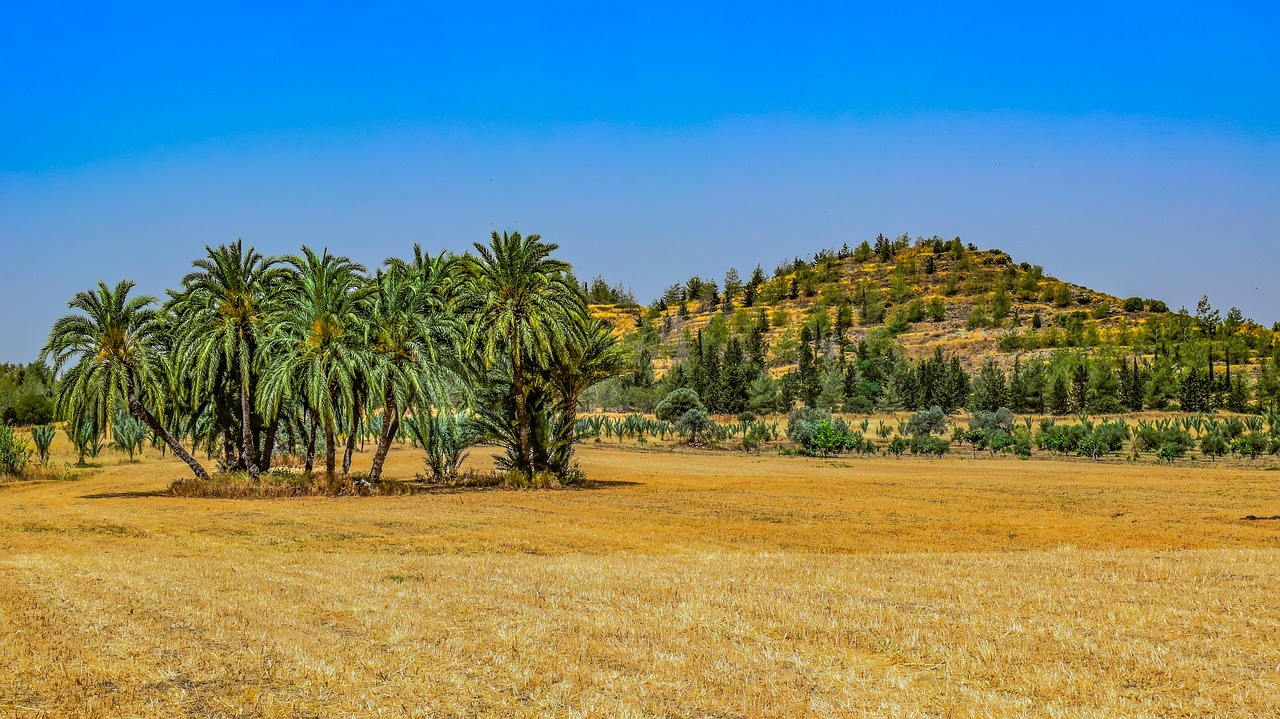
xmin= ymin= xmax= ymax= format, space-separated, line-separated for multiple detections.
xmin=586 ymin=234 xmax=1280 ymax=419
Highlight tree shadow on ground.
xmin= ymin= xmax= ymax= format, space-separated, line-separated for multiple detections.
xmin=79 ymin=490 xmax=168 ymax=500
xmin=409 ymin=479 xmax=643 ymax=494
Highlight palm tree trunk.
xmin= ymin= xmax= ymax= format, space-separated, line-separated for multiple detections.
xmin=239 ymin=371 xmax=260 ymax=479
xmin=325 ymin=418 xmax=338 ymax=477
xmin=369 ymin=391 xmax=397 ymax=480
xmin=342 ymin=400 xmax=361 ymax=475
xmin=260 ymin=415 xmax=279 ymax=472
xmin=512 ymin=349 xmax=532 ymax=475
xmin=128 ymin=394 xmax=209 ymax=480
xmin=222 ymin=431 xmax=238 ymax=471
xmin=305 ymin=412 xmax=317 ymax=473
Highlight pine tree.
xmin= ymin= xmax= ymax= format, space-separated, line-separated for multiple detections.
xmin=1049 ymin=375 xmax=1071 ymax=415
xmin=874 ymin=234 xmax=892 ymax=262
xmin=1180 ymin=369 xmax=1211 ymax=413
xmin=721 ymin=337 xmax=751 ymax=414
xmin=1070 ymin=361 xmax=1090 ymax=412
xmin=796 ymin=325 xmax=821 ymax=408
xmin=944 ymin=356 xmax=971 ymax=414
xmin=971 ymin=359 xmax=1009 ymax=412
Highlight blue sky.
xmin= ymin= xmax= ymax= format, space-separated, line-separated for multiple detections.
xmin=2 ymin=1 xmax=1278 ymax=360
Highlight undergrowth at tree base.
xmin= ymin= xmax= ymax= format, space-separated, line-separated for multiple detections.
xmin=169 ymin=470 xmax=414 ymax=499
xmin=169 ymin=467 xmax=593 ymax=498
xmin=419 ymin=468 xmax=594 ymax=491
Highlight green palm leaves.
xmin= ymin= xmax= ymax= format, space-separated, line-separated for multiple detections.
xmin=41 ymin=280 xmax=210 ymax=479
xmin=170 ymin=240 xmax=286 ymax=478
xmin=258 ymin=247 xmax=368 ymax=477
xmin=365 ymin=249 xmax=466 ymax=479
xmin=43 ymin=232 xmax=621 ymax=482
xmin=464 ymin=231 xmax=586 ymax=475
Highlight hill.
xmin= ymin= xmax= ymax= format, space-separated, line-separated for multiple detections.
xmin=585 ymin=235 xmax=1280 ymax=416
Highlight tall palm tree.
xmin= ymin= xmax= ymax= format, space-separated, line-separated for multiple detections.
xmin=42 ymin=280 xmax=210 ymax=479
xmin=170 ymin=240 xmax=285 ymax=478
xmin=463 ymin=231 xmax=584 ymax=475
xmin=258 ymin=247 xmax=368 ymax=477
xmin=365 ymin=249 xmax=467 ymax=480
xmin=542 ymin=316 xmax=629 ymax=471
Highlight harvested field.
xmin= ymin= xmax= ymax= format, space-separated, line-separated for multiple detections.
xmin=2 ymin=439 xmax=1279 ymax=717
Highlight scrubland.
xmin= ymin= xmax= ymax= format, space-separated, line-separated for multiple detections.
xmin=2 ymin=436 xmax=1279 ymax=717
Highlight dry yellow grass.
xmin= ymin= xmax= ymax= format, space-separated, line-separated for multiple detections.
xmin=2 ymin=436 xmax=1279 ymax=717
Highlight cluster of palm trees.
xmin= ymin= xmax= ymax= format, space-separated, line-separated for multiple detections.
xmin=41 ymin=232 xmax=627 ymax=481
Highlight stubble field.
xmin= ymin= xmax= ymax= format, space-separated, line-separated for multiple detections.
xmin=2 ymin=437 xmax=1279 ymax=718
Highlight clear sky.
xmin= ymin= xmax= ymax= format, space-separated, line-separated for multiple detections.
xmin=2 ymin=1 xmax=1278 ymax=361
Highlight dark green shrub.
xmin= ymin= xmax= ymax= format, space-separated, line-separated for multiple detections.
xmin=656 ymin=389 xmax=704 ymax=422
xmin=13 ymin=393 xmax=53 ymax=426
xmin=1200 ymin=431 xmax=1229 ymax=460
xmin=1157 ymin=442 xmax=1187 ymax=462
xmin=1231 ymin=432 xmax=1266 ymax=460
xmin=909 ymin=434 xmax=950 ymax=457
xmin=1135 ymin=423 xmax=1192 ymax=454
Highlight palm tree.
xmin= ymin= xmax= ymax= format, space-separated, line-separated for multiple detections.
xmin=258 ymin=247 xmax=368 ymax=477
xmin=542 ymin=316 xmax=629 ymax=471
xmin=42 ymin=281 xmax=210 ymax=479
xmin=463 ymin=231 xmax=584 ymax=475
xmin=170 ymin=240 xmax=285 ymax=478
xmin=365 ymin=249 xmax=467 ymax=480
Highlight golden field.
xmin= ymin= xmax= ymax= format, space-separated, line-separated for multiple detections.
xmin=2 ymin=435 xmax=1280 ymax=717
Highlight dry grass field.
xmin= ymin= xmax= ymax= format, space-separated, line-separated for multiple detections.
xmin=3 ymin=436 xmax=1280 ymax=717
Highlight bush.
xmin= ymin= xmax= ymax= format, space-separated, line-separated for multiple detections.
xmin=906 ymin=406 xmax=949 ymax=437
xmin=675 ymin=408 xmax=717 ymax=444
xmin=30 ymin=425 xmax=55 ymax=464
xmin=1157 ymin=442 xmax=1187 ymax=462
xmin=1200 ymin=431 xmax=1229 ymax=460
xmin=786 ymin=406 xmax=830 ymax=447
xmin=970 ymin=408 xmax=1014 ymax=433
xmin=740 ymin=422 xmax=770 ymax=453
xmin=1231 ymin=432 xmax=1266 ymax=460
xmin=886 ymin=436 xmax=908 ymax=457
xmin=1085 ymin=420 xmax=1129 ymax=457
xmin=809 ymin=419 xmax=847 ymax=457
xmin=909 ymin=434 xmax=950 ymax=457
xmin=404 ymin=411 xmax=477 ymax=482
xmin=0 ymin=424 xmax=32 ymax=476
xmin=13 ymin=393 xmax=53 ymax=426
xmin=656 ymin=389 xmax=705 ymax=422
xmin=1123 ymin=296 xmax=1145 ymax=313
xmin=1135 ymin=423 xmax=1192 ymax=454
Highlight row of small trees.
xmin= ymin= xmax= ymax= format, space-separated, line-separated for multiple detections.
xmin=619 ymin=386 xmax=1280 ymax=464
